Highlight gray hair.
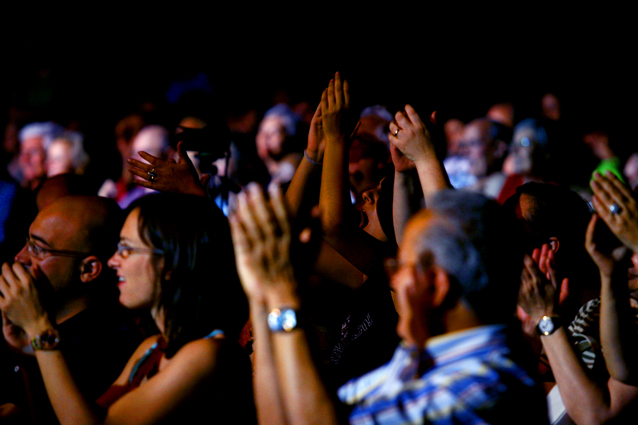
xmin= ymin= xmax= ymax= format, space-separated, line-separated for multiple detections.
xmin=416 ymin=189 xmax=523 ymax=322
xmin=262 ymin=104 xmax=301 ymax=137
xmin=19 ymin=121 xmax=65 ymax=150
xmin=50 ymin=131 xmax=90 ymax=172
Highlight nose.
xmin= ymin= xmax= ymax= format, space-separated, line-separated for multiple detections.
xmin=15 ymin=244 xmax=31 ymax=266
xmin=362 ymin=187 xmax=378 ymax=204
xmin=107 ymin=251 xmax=120 ymax=269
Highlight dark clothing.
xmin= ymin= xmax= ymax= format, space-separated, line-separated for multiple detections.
xmin=0 ymin=305 xmax=143 ymax=424
xmin=322 ymin=274 xmax=400 ymax=392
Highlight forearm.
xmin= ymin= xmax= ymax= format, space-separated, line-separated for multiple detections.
xmin=285 ymin=155 xmax=322 ymax=220
xmin=32 ymin=331 xmax=103 ymax=425
xmin=265 ymin=286 xmax=340 ymax=425
xmin=600 ymin=275 xmax=638 ymax=384
xmin=250 ymin=300 xmax=289 ymax=425
xmin=542 ymin=328 xmax=616 ymax=424
xmin=392 ymin=169 xmax=423 ymax=245
xmin=414 ymin=156 xmax=451 ymax=202
xmin=319 ymin=136 xmax=350 ymax=237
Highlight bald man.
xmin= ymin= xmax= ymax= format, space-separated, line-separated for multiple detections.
xmin=0 ymin=196 xmax=142 ymax=424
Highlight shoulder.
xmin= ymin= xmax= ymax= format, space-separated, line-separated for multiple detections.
xmin=165 ymin=336 xmax=247 ymax=380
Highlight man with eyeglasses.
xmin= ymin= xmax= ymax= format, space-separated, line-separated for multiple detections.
xmin=0 ymin=195 xmax=142 ymax=424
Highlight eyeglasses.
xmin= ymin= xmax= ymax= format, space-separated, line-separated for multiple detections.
xmin=25 ymin=237 xmax=90 ymax=260
xmin=115 ymin=242 xmax=163 ymax=259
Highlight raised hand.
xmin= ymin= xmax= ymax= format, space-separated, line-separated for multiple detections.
xmin=518 ymin=253 xmax=559 ymax=324
xmin=388 ymin=105 xmax=436 ymax=165
xmin=585 ymin=213 xmax=629 ymax=279
xmin=128 ymin=140 xmax=206 ymax=197
xmin=591 ymin=171 xmax=638 ymax=253
xmin=230 ymin=183 xmax=297 ymax=306
xmin=306 ymin=103 xmax=325 ymax=164
xmin=320 ymin=72 xmax=350 ymax=141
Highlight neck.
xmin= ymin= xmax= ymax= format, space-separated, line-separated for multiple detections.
xmin=441 ymin=300 xmax=484 ymax=335
xmin=55 ymin=296 xmax=90 ymax=325
xmin=151 ymin=306 xmax=166 ymax=336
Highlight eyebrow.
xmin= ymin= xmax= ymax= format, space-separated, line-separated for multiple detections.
xmin=29 ymin=233 xmax=52 ymax=247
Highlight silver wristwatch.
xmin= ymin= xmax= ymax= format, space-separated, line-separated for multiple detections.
xmin=267 ymin=308 xmax=299 ymax=332
xmin=536 ymin=316 xmax=562 ymax=336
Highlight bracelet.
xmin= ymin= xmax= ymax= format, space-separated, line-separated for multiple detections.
xmin=304 ymin=150 xmax=322 ymax=166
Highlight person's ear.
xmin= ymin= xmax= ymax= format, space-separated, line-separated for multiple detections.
xmin=79 ymin=256 xmax=102 ymax=283
xmin=548 ymin=237 xmax=560 ymax=253
xmin=432 ymin=266 xmax=452 ymax=308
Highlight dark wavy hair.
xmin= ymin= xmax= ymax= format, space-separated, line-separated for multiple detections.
xmin=126 ymin=193 xmax=248 ymax=358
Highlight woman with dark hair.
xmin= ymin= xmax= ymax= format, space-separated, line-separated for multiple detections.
xmin=0 ymin=193 xmax=256 ymax=424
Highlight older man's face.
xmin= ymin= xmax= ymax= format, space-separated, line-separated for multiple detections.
xmin=19 ymin=136 xmax=47 ymax=183
xmin=390 ymin=214 xmax=436 ymax=348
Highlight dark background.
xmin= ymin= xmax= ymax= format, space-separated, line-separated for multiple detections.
xmin=2 ymin=12 xmax=634 ymax=148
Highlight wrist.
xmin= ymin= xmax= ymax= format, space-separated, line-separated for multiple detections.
xmin=24 ymin=316 xmax=55 ymax=341
xmin=304 ymin=149 xmax=322 ymax=165
xmin=265 ymin=284 xmax=302 ymax=311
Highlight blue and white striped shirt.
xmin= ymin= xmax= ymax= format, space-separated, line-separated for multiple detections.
xmin=339 ymin=324 xmax=546 ymax=425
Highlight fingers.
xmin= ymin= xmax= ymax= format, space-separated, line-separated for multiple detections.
xmin=394 ymin=110 xmax=410 ymax=129
xmin=229 ymin=211 xmax=250 ymax=258
xmin=334 ymin=72 xmax=342 ymax=109
xmin=320 ymin=88 xmax=329 ymax=116
xmin=235 ymin=185 xmax=262 ymax=246
xmin=138 ymin=151 xmax=160 ymax=166
xmin=349 ymin=120 xmax=361 ymax=141
xmin=404 ymin=105 xmax=422 ymax=128
xmin=310 ymin=102 xmax=322 ymax=126
xmin=327 ymin=78 xmax=335 ymax=111
xmin=248 ymin=184 xmax=279 ymax=241
xmin=128 ymin=158 xmax=153 ymax=173
xmin=343 ymin=79 xmax=350 ymax=107
xmin=11 ymin=263 xmax=30 ymax=285
xmin=268 ymin=184 xmax=291 ymax=239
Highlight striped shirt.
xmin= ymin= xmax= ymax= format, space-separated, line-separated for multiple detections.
xmin=338 ymin=324 xmax=546 ymax=425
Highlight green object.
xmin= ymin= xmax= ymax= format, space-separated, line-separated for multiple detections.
xmin=592 ymin=157 xmax=626 ymax=184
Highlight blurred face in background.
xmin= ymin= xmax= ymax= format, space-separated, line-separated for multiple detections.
xmin=19 ymin=136 xmax=46 ymax=184
xmin=256 ymin=116 xmax=287 ymax=162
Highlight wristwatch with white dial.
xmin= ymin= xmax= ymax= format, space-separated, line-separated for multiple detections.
xmin=536 ymin=316 xmax=562 ymax=336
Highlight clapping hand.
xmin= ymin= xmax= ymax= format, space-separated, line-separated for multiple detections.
xmin=230 ymin=183 xmax=297 ymax=306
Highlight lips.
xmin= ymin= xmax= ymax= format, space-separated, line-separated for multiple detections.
xmin=360 ymin=209 xmax=369 ymax=229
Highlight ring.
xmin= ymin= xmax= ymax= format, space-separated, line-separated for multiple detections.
xmin=148 ymin=170 xmax=157 ymax=183
xmin=393 ymin=129 xmax=400 ymax=136
xmin=609 ymin=203 xmax=621 ymax=215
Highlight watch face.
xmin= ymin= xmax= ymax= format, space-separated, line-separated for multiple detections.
xmin=539 ymin=319 xmax=554 ymax=334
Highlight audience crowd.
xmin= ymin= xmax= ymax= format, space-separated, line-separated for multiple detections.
xmin=1 ymin=68 xmax=638 ymax=425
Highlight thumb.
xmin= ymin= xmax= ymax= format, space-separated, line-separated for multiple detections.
xmin=558 ymin=277 xmax=570 ymax=305
xmin=177 ymin=141 xmax=194 ymax=166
